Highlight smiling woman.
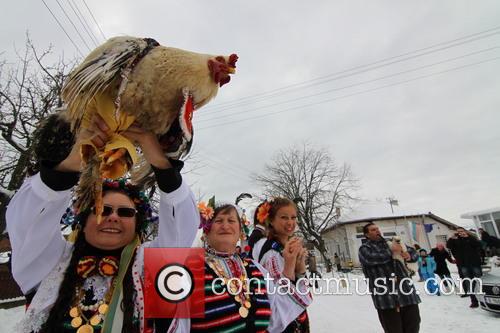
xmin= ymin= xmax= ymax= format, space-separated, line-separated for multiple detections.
xmin=6 ymin=115 xmax=199 ymax=333
xmin=252 ymin=198 xmax=311 ymax=333
xmin=166 ymin=200 xmax=313 ymax=332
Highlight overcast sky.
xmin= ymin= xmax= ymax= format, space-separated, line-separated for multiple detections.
xmin=2 ymin=0 xmax=499 ymax=228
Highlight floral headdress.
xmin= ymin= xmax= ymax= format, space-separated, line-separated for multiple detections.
xmin=198 ymin=196 xmax=248 ymax=235
xmin=256 ymin=201 xmax=271 ymax=225
xmin=198 ymin=196 xmax=216 ymax=233
xmin=61 ymin=178 xmax=158 ymax=234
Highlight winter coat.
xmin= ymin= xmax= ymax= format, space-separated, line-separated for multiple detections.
xmin=418 ymin=256 xmax=436 ymax=276
xmin=446 ymin=236 xmax=482 ymax=268
xmin=359 ymin=238 xmax=421 ymax=310
xmin=429 ymin=248 xmax=452 ymax=275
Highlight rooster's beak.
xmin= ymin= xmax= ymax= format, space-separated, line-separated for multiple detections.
xmin=228 ymin=67 xmax=236 ymax=74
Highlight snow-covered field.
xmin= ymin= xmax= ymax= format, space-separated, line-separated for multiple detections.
xmin=308 ymin=271 xmax=500 ymax=332
xmin=1 ymin=272 xmax=498 ymax=332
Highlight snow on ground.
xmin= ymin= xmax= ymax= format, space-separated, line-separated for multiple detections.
xmin=1 ymin=272 xmax=498 ymax=332
xmin=308 ymin=271 xmax=499 ymax=332
xmin=0 ymin=305 xmax=24 ymax=332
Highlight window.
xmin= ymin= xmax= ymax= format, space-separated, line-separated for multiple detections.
xmin=482 ymin=221 xmax=496 ymax=237
xmin=492 ymin=212 xmax=500 ymax=237
xmin=494 ymin=222 xmax=500 ymax=238
xmin=493 ymin=211 xmax=500 ymax=221
xmin=356 ymin=226 xmax=364 ymax=233
xmin=478 ymin=214 xmax=492 ymax=222
xmin=383 ymin=232 xmax=397 ymax=237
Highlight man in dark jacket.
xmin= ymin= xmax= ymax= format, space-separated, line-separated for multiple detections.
xmin=479 ymin=228 xmax=500 ymax=256
xmin=429 ymin=243 xmax=454 ymax=289
xmin=446 ymin=227 xmax=482 ymax=308
xmin=359 ymin=223 xmax=421 ymax=333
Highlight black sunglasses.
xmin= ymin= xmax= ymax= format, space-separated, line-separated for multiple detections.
xmin=92 ymin=205 xmax=137 ymax=218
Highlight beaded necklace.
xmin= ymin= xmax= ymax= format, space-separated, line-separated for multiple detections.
xmin=205 ymin=246 xmax=252 ymax=318
xmin=68 ymin=255 xmax=120 ymax=333
xmin=68 ymin=276 xmax=116 ymax=333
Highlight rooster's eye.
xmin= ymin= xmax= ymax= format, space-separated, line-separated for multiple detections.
xmin=215 ymin=56 xmax=225 ymax=63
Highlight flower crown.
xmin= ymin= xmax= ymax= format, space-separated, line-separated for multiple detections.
xmin=198 ymin=196 xmax=216 ymax=233
xmin=198 ymin=196 xmax=249 ymax=236
xmin=61 ymin=178 xmax=158 ymax=232
xmin=256 ymin=201 xmax=271 ymax=225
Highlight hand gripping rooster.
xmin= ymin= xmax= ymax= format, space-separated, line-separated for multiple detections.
xmin=35 ymin=36 xmax=237 ymax=220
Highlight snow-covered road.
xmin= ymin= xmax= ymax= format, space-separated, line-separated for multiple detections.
xmin=1 ymin=272 xmax=498 ymax=332
xmin=308 ymin=272 xmax=499 ymax=332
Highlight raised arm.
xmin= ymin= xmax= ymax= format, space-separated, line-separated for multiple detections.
xmin=122 ymin=125 xmax=198 ymax=248
xmin=149 ymin=164 xmax=199 ymax=248
xmin=6 ymin=164 xmax=78 ymax=294
xmin=7 ymin=114 xmax=111 ymax=293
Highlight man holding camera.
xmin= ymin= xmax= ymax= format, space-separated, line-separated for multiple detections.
xmin=447 ymin=227 xmax=482 ymax=308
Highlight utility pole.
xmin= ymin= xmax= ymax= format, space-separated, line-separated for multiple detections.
xmin=387 ymin=197 xmax=399 ymax=214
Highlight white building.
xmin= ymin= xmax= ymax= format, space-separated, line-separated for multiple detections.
xmin=461 ymin=207 xmax=500 ymax=238
xmin=321 ymin=213 xmax=459 ymax=267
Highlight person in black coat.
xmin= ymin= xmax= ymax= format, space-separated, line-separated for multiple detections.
xmin=246 ymin=202 xmax=268 ymax=258
xmin=479 ymin=228 xmax=500 ymax=256
xmin=429 ymin=243 xmax=455 ymax=289
xmin=446 ymin=227 xmax=482 ymax=308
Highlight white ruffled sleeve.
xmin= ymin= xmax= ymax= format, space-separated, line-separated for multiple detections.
xmin=260 ymin=249 xmax=313 ymax=309
xmin=146 ymin=179 xmax=199 ymax=248
xmin=253 ymin=261 xmax=312 ymax=333
xmin=6 ymin=173 xmax=71 ymax=294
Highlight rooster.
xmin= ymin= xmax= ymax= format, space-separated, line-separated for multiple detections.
xmin=36 ymin=36 xmax=237 ymax=220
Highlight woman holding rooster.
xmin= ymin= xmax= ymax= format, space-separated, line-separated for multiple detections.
xmin=7 ymin=115 xmax=199 ymax=332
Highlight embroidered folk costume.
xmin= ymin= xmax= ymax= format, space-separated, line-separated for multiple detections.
xmin=7 ymin=162 xmax=198 ymax=332
xmin=168 ymin=198 xmax=312 ymax=333
xmin=252 ymin=200 xmax=312 ymax=333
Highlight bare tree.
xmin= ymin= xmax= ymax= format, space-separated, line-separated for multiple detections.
xmin=0 ymin=36 xmax=74 ymax=232
xmin=254 ymin=143 xmax=359 ymax=271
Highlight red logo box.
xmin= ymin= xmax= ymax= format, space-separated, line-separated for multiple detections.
xmin=144 ymin=248 xmax=205 ymax=318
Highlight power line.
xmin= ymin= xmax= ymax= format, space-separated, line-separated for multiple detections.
xmin=82 ymin=0 xmax=106 ymax=40
xmin=200 ymin=26 xmax=500 ymax=114
xmin=197 ymin=46 xmax=499 ymax=124
xmin=203 ymin=26 xmax=500 ymax=112
xmin=66 ymin=0 xmax=100 ymax=47
xmin=40 ymin=0 xmax=84 ymax=57
xmin=201 ymin=154 xmax=250 ymax=179
xmin=197 ymin=151 xmax=250 ymax=181
xmin=54 ymin=0 xmax=92 ymax=52
xmin=197 ymin=56 xmax=500 ymax=131
xmin=202 ymin=30 xmax=500 ymax=117
xmin=202 ymin=148 xmax=255 ymax=175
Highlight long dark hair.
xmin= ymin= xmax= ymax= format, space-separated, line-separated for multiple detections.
xmin=40 ymin=191 xmax=143 ymax=332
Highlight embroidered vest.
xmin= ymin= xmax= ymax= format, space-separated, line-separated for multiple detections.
xmin=190 ymin=258 xmax=271 ymax=333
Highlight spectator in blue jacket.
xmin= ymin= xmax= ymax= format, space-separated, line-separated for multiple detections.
xmin=418 ymin=249 xmax=439 ymax=295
